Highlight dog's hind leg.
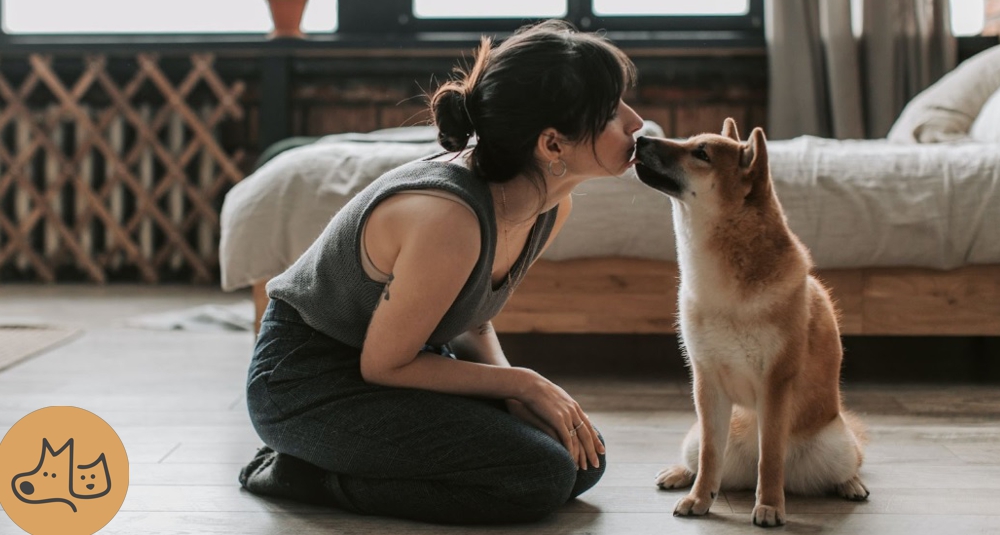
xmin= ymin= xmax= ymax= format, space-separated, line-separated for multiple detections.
xmin=834 ymin=411 xmax=870 ymax=501
xmin=783 ymin=412 xmax=869 ymax=500
xmin=656 ymin=424 xmax=698 ymax=489
xmin=834 ymin=475 xmax=870 ymax=501
xmin=656 ymin=465 xmax=695 ymax=489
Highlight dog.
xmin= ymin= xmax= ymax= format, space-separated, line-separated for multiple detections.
xmin=633 ymin=119 xmax=869 ymax=527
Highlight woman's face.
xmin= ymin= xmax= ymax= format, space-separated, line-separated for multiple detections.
xmin=566 ymin=99 xmax=645 ymax=178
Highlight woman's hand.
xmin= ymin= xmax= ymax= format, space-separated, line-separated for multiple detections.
xmin=513 ymin=369 xmax=605 ymax=470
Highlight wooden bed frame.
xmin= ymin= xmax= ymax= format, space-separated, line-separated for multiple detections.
xmin=251 ymin=259 xmax=1000 ymax=337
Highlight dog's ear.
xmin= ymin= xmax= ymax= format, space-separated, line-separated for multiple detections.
xmin=722 ymin=117 xmax=740 ymax=142
xmin=740 ymin=127 xmax=768 ymax=171
xmin=740 ymin=127 xmax=770 ymax=199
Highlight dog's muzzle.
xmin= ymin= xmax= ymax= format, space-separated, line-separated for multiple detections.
xmin=634 ymin=137 xmax=685 ymax=197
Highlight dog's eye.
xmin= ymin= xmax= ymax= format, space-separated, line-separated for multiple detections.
xmin=692 ymin=148 xmax=711 ymax=162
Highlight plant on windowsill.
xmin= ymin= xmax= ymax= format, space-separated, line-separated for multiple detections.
xmin=266 ymin=0 xmax=308 ymax=40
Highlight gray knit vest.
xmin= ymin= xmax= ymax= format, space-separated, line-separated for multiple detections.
xmin=266 ymin=158 xmax=558 ymax=348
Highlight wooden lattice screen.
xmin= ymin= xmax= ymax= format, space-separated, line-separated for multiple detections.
xmin=0 ymin=53 xmax=246 ymax=283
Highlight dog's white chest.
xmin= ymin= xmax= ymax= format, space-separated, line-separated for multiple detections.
xmin=681 ymin=313 xmax=785 ymax=407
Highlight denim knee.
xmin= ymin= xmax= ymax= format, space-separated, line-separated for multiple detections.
xmin=570 ymin=452 xmax=607 ymax=500
xmin=493 ymin=446 xmax=579 ymax=522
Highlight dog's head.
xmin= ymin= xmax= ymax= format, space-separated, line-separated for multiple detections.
xmin=634 ymin=118 xmax=771 ymax=213
xmin=11 ymin=438 xmax=77 ymax=511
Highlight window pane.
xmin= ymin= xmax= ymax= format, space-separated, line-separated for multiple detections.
xmin=951 ymin=0 xmax=985 ymax=36
xmin=302 ymin=1 xmax=339 ymax=32
xmin=851 ymin=0 xmax=984 ymax=37
xmin=413 ymin=0 xmax=566 ymax=19
xmin=593 ymin=0 xmax=749 ymax=16
xmin=2 ymin=0 xmax=337 ymax=33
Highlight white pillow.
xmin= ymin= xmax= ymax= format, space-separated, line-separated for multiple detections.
xmin=887 ymin=45 xmax=1000 ymax=143
xmin=970 ymin=88 xmax=1000 ymax=143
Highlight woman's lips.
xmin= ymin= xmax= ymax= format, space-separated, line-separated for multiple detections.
xmin=627 ymin=144 xmax=637 ymax=166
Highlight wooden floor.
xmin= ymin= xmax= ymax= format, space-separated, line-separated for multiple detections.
xmin=1 ymin=286 xmax=1000 ymax=534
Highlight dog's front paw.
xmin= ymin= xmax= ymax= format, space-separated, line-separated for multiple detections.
xmin=751 ymin=504 xmax=785 ymax=527
xmin=673 ymin=492 xmax=714 ymax=517
xmin=835 ymin=475 xmax=870 ymax=501
xmin=656 ymin=465 xmax=695 ymax=490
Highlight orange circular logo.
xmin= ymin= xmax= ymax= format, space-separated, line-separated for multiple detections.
xmin=0 ymin=406 xmax=129 ymax=535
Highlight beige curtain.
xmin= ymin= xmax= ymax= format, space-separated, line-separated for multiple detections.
xmin=766 ymin=0 xmax=956 ymax=139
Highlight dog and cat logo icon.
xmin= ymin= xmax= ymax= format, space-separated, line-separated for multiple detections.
xmin=12 ymin=437 xmax=113 ymax=511
xmin=0 ymin=406 xmax=129 ymax=535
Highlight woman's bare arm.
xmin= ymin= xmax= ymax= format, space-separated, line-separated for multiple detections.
xmin=359 ymin=194 xmax=531 ymax=397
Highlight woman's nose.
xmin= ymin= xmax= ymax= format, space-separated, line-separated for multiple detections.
xmin=626 ymin=106 xmax=644 ymax=134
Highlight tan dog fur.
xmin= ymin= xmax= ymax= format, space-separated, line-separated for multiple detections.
xmin=634 ymin=119 xmax=869 ymax=527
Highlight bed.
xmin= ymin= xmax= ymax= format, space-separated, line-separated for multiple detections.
xmin=221 ymin=45 xmax=1000 ymax=338
xmin=219 ymin=125 xmax=1000 ymax=337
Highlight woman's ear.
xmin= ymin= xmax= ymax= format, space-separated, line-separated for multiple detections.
xmin=535 ymin=128 xmax=565 ymax=162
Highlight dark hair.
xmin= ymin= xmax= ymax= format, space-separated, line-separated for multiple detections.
xmin=430 ymin=20 xmax=637 ymax=188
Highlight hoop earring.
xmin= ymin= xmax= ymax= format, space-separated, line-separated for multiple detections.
xmin=548 ymin=159 xmax=567 ymax=177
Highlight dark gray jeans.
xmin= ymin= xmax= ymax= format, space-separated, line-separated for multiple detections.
xmin=245 ymin=298 xmax=605 ymax=524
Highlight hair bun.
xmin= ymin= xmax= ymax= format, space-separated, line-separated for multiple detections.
xmin=432 ymin=86 xmax=474 ymax=152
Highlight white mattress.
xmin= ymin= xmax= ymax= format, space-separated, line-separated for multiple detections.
xmin=220 ymin=127 xmax=1000 ymax=291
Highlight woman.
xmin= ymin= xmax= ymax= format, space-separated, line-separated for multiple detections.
xmin=239 ymin=19 xmax=644 ymax=524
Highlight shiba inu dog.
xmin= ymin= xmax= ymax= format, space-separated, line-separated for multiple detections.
xmin=633 ymin=119 xmax=869 ymax=527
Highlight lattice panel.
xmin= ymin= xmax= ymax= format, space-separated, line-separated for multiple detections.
xmin=0 ymin=53 xmax=246 ymax=283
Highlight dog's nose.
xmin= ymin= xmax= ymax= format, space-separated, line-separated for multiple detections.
xmin=87 ymin=484 xmax=95 ymax=490
xmin=636 ymin=136 xmax=652 ymax=148
xmin=19 ymin=481 xmax=35 ymax=495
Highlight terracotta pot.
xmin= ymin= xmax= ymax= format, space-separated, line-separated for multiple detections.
xmin=267 ymin=0 xmax=308 ymax=40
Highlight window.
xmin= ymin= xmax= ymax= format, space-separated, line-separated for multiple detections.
xmin=951 ymin=0 xmax=986 ymax=36
xmin=413 ymin=0 xmax=566 ymax=19
xmin=592 ymin=0 xmax=749 ymax=17
xmin=1 ymin=0 xmax=338 ymax=34
xmin=849 ymin=0 xmax=987 ymax=37
xmin=0 ymin=0 xmax=764 ymax=41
